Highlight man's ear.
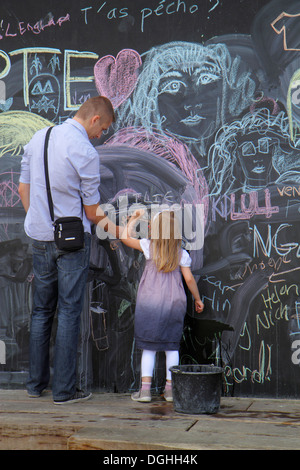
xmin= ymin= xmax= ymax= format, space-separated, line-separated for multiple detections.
xmin=91 ymin=114 xmax=100 ymax=125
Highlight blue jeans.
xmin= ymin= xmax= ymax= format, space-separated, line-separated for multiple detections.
xmin=27 ymin=233 xmax=91 ymax=401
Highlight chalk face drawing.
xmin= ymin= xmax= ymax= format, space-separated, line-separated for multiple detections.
xmin=155 ymin=45 xmax=223 ymax=140
xmin=28 ymin=73 xmax=60 ymax=119
xmin=0 ymin=0 xmax=300 ymax=397
xmin=116 ymin=41 xmax=261 ymax=162
xmin=208 ymin=107 xmax=300 ymax=196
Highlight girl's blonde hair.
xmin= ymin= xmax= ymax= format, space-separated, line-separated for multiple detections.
xmin=151 ymin=211 xmax=182 ymax=273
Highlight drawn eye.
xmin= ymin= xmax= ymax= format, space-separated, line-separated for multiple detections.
xmin=258 ymin=137 xmax=276 ymax=154
xmin=258 ymin=138 xmax=269 ymax=153
xmin=198 ymin=73 xmax=220 ymax=85
xmin=159 ymin=80 xmax=187 ymax=95
xmin=241 ymin=142 xmax=256 ymax=156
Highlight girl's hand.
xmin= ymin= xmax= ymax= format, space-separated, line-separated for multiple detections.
xmin=125 ymin=209 xmax=146 ymax=238
xmin=130 ymin=209 xmax=145 ymax=220
xmin=195 ymin=299 xmax=204 ymax=313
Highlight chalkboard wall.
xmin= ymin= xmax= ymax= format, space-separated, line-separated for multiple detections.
xmin=0 ymin=0 xmax=300 ymax=398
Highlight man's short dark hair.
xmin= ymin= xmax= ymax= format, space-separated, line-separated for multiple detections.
xmin=75 ymin=96 xmax=116 ymax=122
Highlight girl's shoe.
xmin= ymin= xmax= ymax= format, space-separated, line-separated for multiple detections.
xmin=131 ymin=389 xmax=151 ymax=402
xmin=163 ymin=388 xmax=173 ymax=402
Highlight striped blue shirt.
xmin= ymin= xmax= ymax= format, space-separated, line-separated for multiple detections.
xmin=20 ymin=118 xmax=100 ymax=241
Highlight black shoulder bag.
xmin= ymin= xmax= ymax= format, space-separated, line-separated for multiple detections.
xmin=44 ymin=126 xmax=84 ymax=251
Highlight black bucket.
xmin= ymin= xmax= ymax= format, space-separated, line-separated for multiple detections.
xmin=170 ymin=364 xmax=223 ymax=414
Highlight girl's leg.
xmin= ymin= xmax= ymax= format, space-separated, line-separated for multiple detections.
xmin=165 ymin=350 xmax=179 ymax=381
xmin=164 ymin=350 xmax=179 ymax=401
xmin=131 ymin=349 xmax=156 ymax=402
xmin=141 ymin=349 xmax=156 ymax=387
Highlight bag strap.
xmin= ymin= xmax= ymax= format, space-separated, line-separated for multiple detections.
xmin=44 ymin=126 xmax=55 ymax=222
xmin=43 ymin=125 xmax=83 ymax=223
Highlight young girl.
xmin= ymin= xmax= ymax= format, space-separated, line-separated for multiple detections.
xmin=121 ymin=209 xmax=204 ymax=402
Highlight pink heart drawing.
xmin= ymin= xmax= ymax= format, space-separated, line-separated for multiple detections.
xmin=94 ymin=49 xmax=142 ymax=109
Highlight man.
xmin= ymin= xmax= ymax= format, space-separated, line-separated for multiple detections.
xmin=19 ymin=96 xmax=117 ymax=404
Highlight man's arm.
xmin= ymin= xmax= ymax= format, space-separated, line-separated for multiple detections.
xmin=83 ymin=203 xmax=122 ymax=238
xmin=18 ymin=183 xmax=30 ymax=213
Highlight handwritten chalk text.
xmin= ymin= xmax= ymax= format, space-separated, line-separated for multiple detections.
xmin=0 ymin=13 xmax=70 ymax=40
xmin=79 ymin=1 xmax=219 ymax=33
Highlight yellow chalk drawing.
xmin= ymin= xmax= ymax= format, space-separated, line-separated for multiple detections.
xmin=287 ymin=70 xmax=300 ymax=143
xmin=0 ymin=110 xmax=52 ymax=157
xmin=64 ymin=49 xmax=98 ymax=110
xmin=9 ymin=47 xmax=61 ymax=107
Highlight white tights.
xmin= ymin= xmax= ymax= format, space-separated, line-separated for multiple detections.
xmin=141 ymin=349 xmax=179 ymax=381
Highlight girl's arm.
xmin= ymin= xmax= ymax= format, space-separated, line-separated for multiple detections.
xmin=180 ymin=266 xmax=204 ymax=313
xmin=120 ymin=210 xmax=144 ymax=251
